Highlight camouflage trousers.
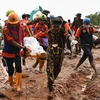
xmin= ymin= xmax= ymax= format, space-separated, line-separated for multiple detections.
xmin=46 ymin=50 xmax=64 ymax=92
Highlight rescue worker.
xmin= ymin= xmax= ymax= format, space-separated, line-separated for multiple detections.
xmin=2 ymin=12 xmax=30 ymax=92
xmin=33 ymin=14 xmax=48 ymax=51
xmin=46 ymin=17 xmax=66 ymax=94
xmin=74 ymin=18 xmax=97 ymax=76
xmin=21 ymin=13 xmax=32 ymax=36
xmin=71 ymin=13 xmax=83 ymax=54
xmin=21 ymin=13 xmax=32 ymax=65
xmin=21 ymin=13 xmax=30 ymax=25
xmin=27 ymin=13 xmax=41 ymax=33
xmin=32 ymin=14 xmax=48 ymax=72
xmin=71 ymin=13 xmax=83 ymax=31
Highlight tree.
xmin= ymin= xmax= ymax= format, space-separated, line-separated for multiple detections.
xmin=85 ymin=12 xmax=100 ymax=26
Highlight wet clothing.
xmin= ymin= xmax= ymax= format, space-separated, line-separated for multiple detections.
xmin=2 ymin=22 xmax=25 ymax=76
xmin=79 ymin=46 xmax=93 ymax=64
xmin=4 ymin=55 xmax=22 ymax=76
xmin=2 ymin=22 xmax=25 ymax=58
xmin=46 ymin=27 xmax=66 ymax=92
xmin=75 ymin=25 xmax=96 ymax=64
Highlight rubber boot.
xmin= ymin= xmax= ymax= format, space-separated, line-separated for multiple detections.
xmin=16 ymin=72 xmax=22 ymax=93
xmin=39 ymin=59 xmax=45 ymax=73
xmin=8 ymin=76 xmax=14 ymax=90
xmin=32 ymin=58 xmax=39 ymax=68
xmin=47 ymin=81 xmax=53 ymax=93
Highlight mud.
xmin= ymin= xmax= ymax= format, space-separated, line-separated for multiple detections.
xmin=0 ymin=48 xmax=100 ymax=100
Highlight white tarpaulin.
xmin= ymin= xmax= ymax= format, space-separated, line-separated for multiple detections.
xmin=23 ymin=37 xmax=46 ymax=55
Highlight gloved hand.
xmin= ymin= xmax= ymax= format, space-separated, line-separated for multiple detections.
xmin=23 ymin=46 xmax=28 ymax=53
xmin=23 ymin=46 xmax=31 ymax=54
xmin=20 ymin=46 xmax=31 ymax=57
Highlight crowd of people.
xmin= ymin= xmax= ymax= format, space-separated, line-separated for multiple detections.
xmin=1 ymin=9 xmax=100 ymax=97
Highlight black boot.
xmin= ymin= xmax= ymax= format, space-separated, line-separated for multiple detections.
xmin=47 ymin=81 xmax=54 ymax=93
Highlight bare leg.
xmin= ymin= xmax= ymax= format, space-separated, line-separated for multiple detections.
xmin=90 ymin=62 xmax=97 ymax=75
xmin=39 ymin=59 xmax=45 ymax=73
xmin=32 ymin=58 xmax=39 ymax=68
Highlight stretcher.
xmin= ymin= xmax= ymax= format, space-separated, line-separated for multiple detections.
xmin=22 ymin=36 xmax=47 ymax=72
xmin=23 ymin=36 xmax=47 ymax=59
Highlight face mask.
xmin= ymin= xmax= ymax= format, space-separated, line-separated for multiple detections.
xmin=85 ymin=25 xmax=90 ymax=28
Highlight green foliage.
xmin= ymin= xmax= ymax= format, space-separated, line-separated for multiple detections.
xmin=85 ymin=12 xmax=100 ymax=26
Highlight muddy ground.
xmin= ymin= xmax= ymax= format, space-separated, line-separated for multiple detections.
xmin=0 ymin=48 xmax=100 ymax=100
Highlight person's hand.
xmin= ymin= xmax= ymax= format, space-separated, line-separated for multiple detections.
xmin=23 ymin=46 xmax=27 ymax=53
xmin=23 ymin=46 xmax=31 ymax=55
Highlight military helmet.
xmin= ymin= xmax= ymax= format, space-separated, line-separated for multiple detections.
xmin=51 ymin=17 xmax=62 ymax=26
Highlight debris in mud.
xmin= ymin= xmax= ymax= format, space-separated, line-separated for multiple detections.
xmin=83 ymin=77 xmax=100 ymax=100
xmin=0 ymin=92 xmax=12 ymax=100
xmin=0 ymin=49 xmax=100 ymax=100
xmin=52 ymin=72 xmax=88 ymax=100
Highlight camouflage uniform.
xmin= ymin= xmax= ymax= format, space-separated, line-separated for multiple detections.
xmin=46 ymin=23 xmax=66 ymax=92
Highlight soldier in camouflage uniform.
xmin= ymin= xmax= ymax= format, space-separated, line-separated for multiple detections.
xmin=46 ymin=17 xmax=66 ymax=93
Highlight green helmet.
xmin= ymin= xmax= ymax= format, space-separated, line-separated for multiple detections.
xmin=34 ymin=13 xmax=41 ymax=19
xmin=51 ymin=17 xmax=62 ymax=26
xmin=6 ymin=9 xmax=15 ymax=17
xmin=39 ymin=14 xmax=47 ymax=21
